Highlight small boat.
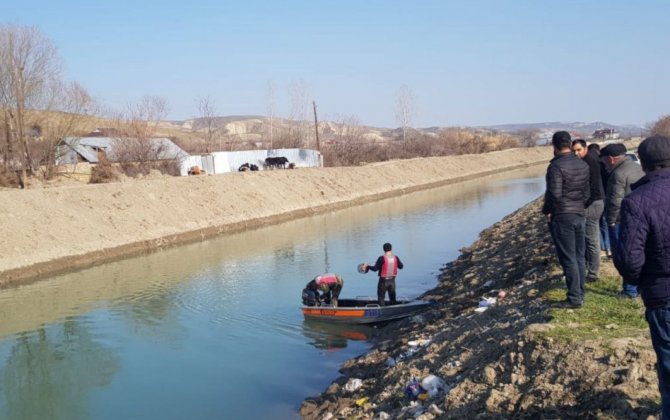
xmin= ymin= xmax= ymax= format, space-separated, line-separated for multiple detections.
xmin=301 ymin=298 xmax=434 ymax=324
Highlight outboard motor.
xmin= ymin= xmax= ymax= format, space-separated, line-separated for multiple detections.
xmin=302 ymin=289 xmax=319 ymax=306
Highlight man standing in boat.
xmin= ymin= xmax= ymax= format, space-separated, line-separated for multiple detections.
xmin=363 ymin=242 xmax=404 ymax=306
xmin=302 ymin=273 xmax=344 ymax=307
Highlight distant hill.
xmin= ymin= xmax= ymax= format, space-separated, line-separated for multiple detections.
xmin=160 ymin=116 xmax=645 ymax=144
xmin=481 ymin=121 xmax=645 ymax=137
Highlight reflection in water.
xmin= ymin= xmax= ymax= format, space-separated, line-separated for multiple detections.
xmin=112 ymin=287 xmax=186 ymax=347
xmin=0 ymin=165 xmax=546 ymax=419
xmin=0 ymin=319 xmax=120 ymax=420
xmin=0 ymin=166 xmax=544 ymax=339
xmin=301 ymin=320 xmax=375 ymax=350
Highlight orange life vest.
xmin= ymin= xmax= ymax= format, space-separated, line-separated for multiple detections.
xmin=316 ymin=273 xmax=339 ymax=286
xmin=380 ymin=255 xmax=398 ymax=278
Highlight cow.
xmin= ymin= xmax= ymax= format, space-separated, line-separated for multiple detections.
xmin=239 ymin=163 xmax=260 ymax=172
xmin=276 ymin=157 xmax=289 ymax=168
xmin=264 ymin=156 xmax=289 ymax=169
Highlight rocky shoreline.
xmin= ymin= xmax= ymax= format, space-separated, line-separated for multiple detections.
xmin=300 ymin=198 xmax=659 ymax=419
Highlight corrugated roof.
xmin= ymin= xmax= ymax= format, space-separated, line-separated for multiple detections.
xmin=61 ymin=137 xmax=188 ymax=163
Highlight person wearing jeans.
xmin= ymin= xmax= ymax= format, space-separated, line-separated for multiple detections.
xmin=549 ymin=213 xmax=587 ymax=305
xmin=608 ymin=223 xmax=637 ymax=297
xmin=614 ymin=135 xmax=670 ymax=419
xmin=543 ymin=131 xmax=590 ymax=308
xmin=584 ymin=200 xmax=604 ymax=279
xmin=572 ymin=139 xmax=604 ymax=282
xmin=599 ymin=211 xmax=611 ymax=257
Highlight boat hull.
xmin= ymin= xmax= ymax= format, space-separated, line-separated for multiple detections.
xmin=301 ymin=298 xmax=433 ymax=324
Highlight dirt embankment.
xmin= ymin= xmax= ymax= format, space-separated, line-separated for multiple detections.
xmin=300 ymin=198 xmax=659 ymax=419
xmin=0 ymin=147 xmax=553 ymax=286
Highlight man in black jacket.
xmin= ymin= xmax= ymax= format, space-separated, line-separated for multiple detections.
xmin=543 ymin=131 xmax=590 ymax=308
xmin=572 ymin=139 xmax=604 ymax=282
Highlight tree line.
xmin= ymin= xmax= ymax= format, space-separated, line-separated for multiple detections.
xmin=2 ymin=23 xmax=669 ymax=187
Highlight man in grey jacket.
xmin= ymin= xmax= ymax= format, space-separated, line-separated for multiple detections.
xmin=600 ymin=143 xmax=644 ymax=297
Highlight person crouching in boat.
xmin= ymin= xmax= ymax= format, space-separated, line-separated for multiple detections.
xmin=362 ymin=242 xmax=404 ymax=306
xmin=302 ymin=273 xmax=344 ymax=307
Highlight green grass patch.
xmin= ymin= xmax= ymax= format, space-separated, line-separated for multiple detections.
xmin=542 ymin=275 xmax=647 ymax=341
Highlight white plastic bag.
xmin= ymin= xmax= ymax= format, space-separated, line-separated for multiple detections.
xmin=421 ymin=374 xmax=446 ymax=397
xmin=344 ymin=378 xmax=363 ymax=392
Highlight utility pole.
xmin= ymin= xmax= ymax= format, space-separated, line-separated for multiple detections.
xmin=312 ymin=101 xmax=320 ymax=151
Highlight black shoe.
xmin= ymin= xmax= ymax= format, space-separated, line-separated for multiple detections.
xmin=556 ymin=300 xmax=582 ymax=309
xmin=586 ymin=277 xmax=599 ymax=283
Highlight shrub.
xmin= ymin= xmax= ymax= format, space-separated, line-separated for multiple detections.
xmin=89 ymin=156 xmax=119 ymax=184
xmin=651 ymin=114 xmax=670 ymax=137
xmin=0 ymin=167 xmax=19 ymax=188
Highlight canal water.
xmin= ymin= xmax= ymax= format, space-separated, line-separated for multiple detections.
xmin=0 ymin=167 xmax=545 ymax=420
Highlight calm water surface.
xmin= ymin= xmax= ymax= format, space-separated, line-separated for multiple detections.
xmin=0 ymin=167 xmax=545 ymax=420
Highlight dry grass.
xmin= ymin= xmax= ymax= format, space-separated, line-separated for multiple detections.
xmin=89 ymin=156 xmax=119 ymax=184
xmin=320 ymin=129 xmax=521 ymax=167
xmin=0 ymin=167 xmax=19 ymax=188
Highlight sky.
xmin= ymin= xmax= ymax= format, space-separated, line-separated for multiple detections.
xmin=3 ymin=0 xmax=669 ymax=128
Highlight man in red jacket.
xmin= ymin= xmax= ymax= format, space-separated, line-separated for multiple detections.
xmin=363 ymin=242 xmax=404 ymax=306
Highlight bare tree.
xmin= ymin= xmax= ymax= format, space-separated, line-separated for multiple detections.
xmin=36 ymin=81 xmax=97 ymax=179
xmin=112 ymin=96 xmax=179 ymax=176
xmin=288 ymin=79 xmax=310 ymax=147
xmin=320 ymin=115 xmax=374 ymax=166
xmin=395 ymin=84 xmax=415 ymax=143
xmin=0 ymin=24 xmax=62 ymax=187
xmin=265 ymin=80 xmax=276 ymax=149
xmin=651 ymin=114 xmax=670 ymax=137
xmin=196 ymin=96 xmax=218 ymax=152
xmin=516 ymin=128 xmax=541 ymax=147
xmin=335 ymin=115 xmax=366 ymax=144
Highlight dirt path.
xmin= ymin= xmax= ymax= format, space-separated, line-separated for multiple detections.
xmin=0 ymin=147 xmax=552 ymax=286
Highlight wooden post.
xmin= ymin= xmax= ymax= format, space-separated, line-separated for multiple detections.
xmin=312 ymin=101 xmax=320 ymax=151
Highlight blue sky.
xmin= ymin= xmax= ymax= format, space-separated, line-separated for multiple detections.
xmin=4 ymin=0 xmax=669 ymax=127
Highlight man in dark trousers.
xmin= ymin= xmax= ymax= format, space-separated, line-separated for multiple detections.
xmin=588 ymin=143 xmax=613 ymax=258
xmin=613 ymin=135 xmax=670 ymax=420
xmin=600 ymin=142 xmax=644 ymax=297
xmin=542 ymin=131 xmax=590 ymax=308
xmin=363 ymin=242 xmax=404 ymax=306
xmin=572 ymin=139 xmax=604 ymax=282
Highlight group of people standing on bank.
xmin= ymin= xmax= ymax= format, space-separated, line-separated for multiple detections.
xmin=544 ymin=131 xmax=670 ymax=419
xmin=543 ymin=131 xmax=646 ymax=307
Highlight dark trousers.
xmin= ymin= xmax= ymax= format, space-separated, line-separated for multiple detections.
xmin=549 ymin=213 xmax=586 ymax=305
xmin=599 ymin=211 xmax=610 ymax=252
xmin=377 ymin=277 xmax=396 ymax=306
xmin=646 ymin=307 xmax=670 ymax=420
xmin=609 ymin=223 xmax=639 ymax=297
xmin=585 ymin=200 xmax=604 ymax=280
